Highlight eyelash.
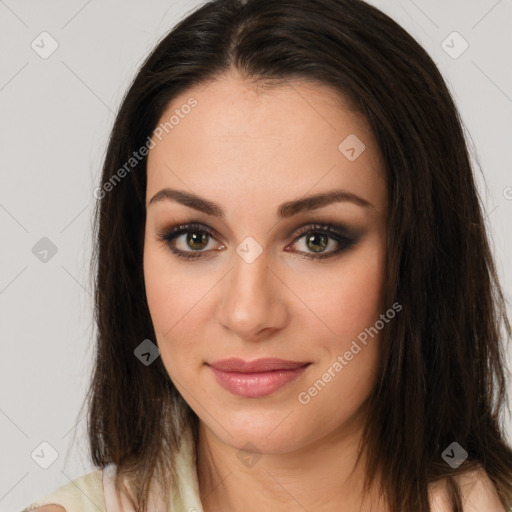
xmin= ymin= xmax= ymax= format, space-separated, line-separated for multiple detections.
xmin=157 ymin=222 xmax=357 ymax=261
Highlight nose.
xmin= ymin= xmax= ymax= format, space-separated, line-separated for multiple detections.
xmin=215 ymin=248 xmax=288 ymax=341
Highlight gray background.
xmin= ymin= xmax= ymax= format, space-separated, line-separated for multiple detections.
xmin=1 ymin=0 xmax=511 ymax=509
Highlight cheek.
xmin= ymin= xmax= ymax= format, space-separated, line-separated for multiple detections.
xmin=143 ymin=242 xmax=202 ymax=330
xmin=143 ymin=243 xmax=213 ymax=371
xmin=304 ymin=238 xmax=386 ymax=344
xmin=296 ymin=238 xmax=385 ymax=402
xmin=297 ymin=255 xmax=385 ymax=430
xmin=338 ymin=258 xmax=385 ymax=335
xmin=144 ymin=247 xmax=171 ymax=330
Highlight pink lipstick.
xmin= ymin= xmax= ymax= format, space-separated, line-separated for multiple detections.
xmin=207 ymin=358 xmax=310 ymax=398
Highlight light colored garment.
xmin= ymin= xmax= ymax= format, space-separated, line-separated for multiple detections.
xmin=19 ymin=426 xmax=204 ymax=512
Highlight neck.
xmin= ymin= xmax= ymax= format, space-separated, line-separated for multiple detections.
xmin=196 ymin=405 xmax=385 ymax=512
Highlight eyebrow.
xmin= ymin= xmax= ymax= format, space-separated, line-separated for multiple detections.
xmin=148 ymin=188 xmax=374 ymax=218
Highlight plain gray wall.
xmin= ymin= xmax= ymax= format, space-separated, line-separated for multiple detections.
xmin=1 ymin=1 xmax=511 ymax=510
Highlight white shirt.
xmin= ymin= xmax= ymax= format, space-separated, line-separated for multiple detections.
xmin=20 ymin=425 xmax=204 ymax=512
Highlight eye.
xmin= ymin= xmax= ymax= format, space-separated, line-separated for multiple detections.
xmin=157 ymin=222 xmax=357 ymax=261
xmin=286 ymin=223 xmax=356 ymax=260
xmin=157 ymin=222 xmax=224 ymax=260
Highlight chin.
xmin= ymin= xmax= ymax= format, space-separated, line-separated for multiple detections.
xmin=205 ymin=414 xmax=309 ymax=455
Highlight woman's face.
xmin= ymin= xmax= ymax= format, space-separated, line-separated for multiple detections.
xmin=144 ymin=72 xmax=388 ymax=454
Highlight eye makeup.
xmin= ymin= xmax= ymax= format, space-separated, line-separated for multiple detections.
xmin=156 ymin=220 xmax=362 ymax=262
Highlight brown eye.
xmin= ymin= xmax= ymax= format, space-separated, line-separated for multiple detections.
xmin=305 ymin=233 xmax=329 ymax=253
xmin=186 ymin=231 xmax=210 ymax=251
xmin=158 ymin=223 xmax=222 ymax=260
xmin=158 ymin=221 xmax=357 ymax=262
xmin=287 ymin=223 xmax=358 ymax=260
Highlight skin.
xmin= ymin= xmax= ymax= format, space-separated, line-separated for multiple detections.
xmin=142 ymin=69 xmax=383 ymax=511
xmin=429 ymin=469 xmax=506 ymax=511
xmin=143 ymin=70 xmax=389 ymax=511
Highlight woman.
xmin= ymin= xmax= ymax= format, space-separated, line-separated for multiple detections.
xmin=21 ymin=0 xmax=512 ymax=511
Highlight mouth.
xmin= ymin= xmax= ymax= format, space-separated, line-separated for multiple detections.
xmin=207 ymin=358 xmax=311 ymax=398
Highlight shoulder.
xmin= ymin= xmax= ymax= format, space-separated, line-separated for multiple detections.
xmin=429 ymin=466 xmax=506 ymax=512
xmin=19 ymin=467 xmax=106 ymax=512
xmin=22 ymin=507 xmax=66 ymax=512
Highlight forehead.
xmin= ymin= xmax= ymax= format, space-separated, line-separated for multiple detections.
xmin=146 ymin=72 xmax=386 ymax=217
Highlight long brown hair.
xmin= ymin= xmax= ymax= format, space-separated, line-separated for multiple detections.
xmin=79 ymin=0 xmax=512 ymax=510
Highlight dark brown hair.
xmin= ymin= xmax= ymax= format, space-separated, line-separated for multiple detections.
xmin=79 ymin=0 xmax=512 ymax=510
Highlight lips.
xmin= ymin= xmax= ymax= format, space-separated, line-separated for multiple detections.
xmin=208 ymin=357 xmax=310 ymax=373
xmin=207 ymin=358 xmax=311 ymax=398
